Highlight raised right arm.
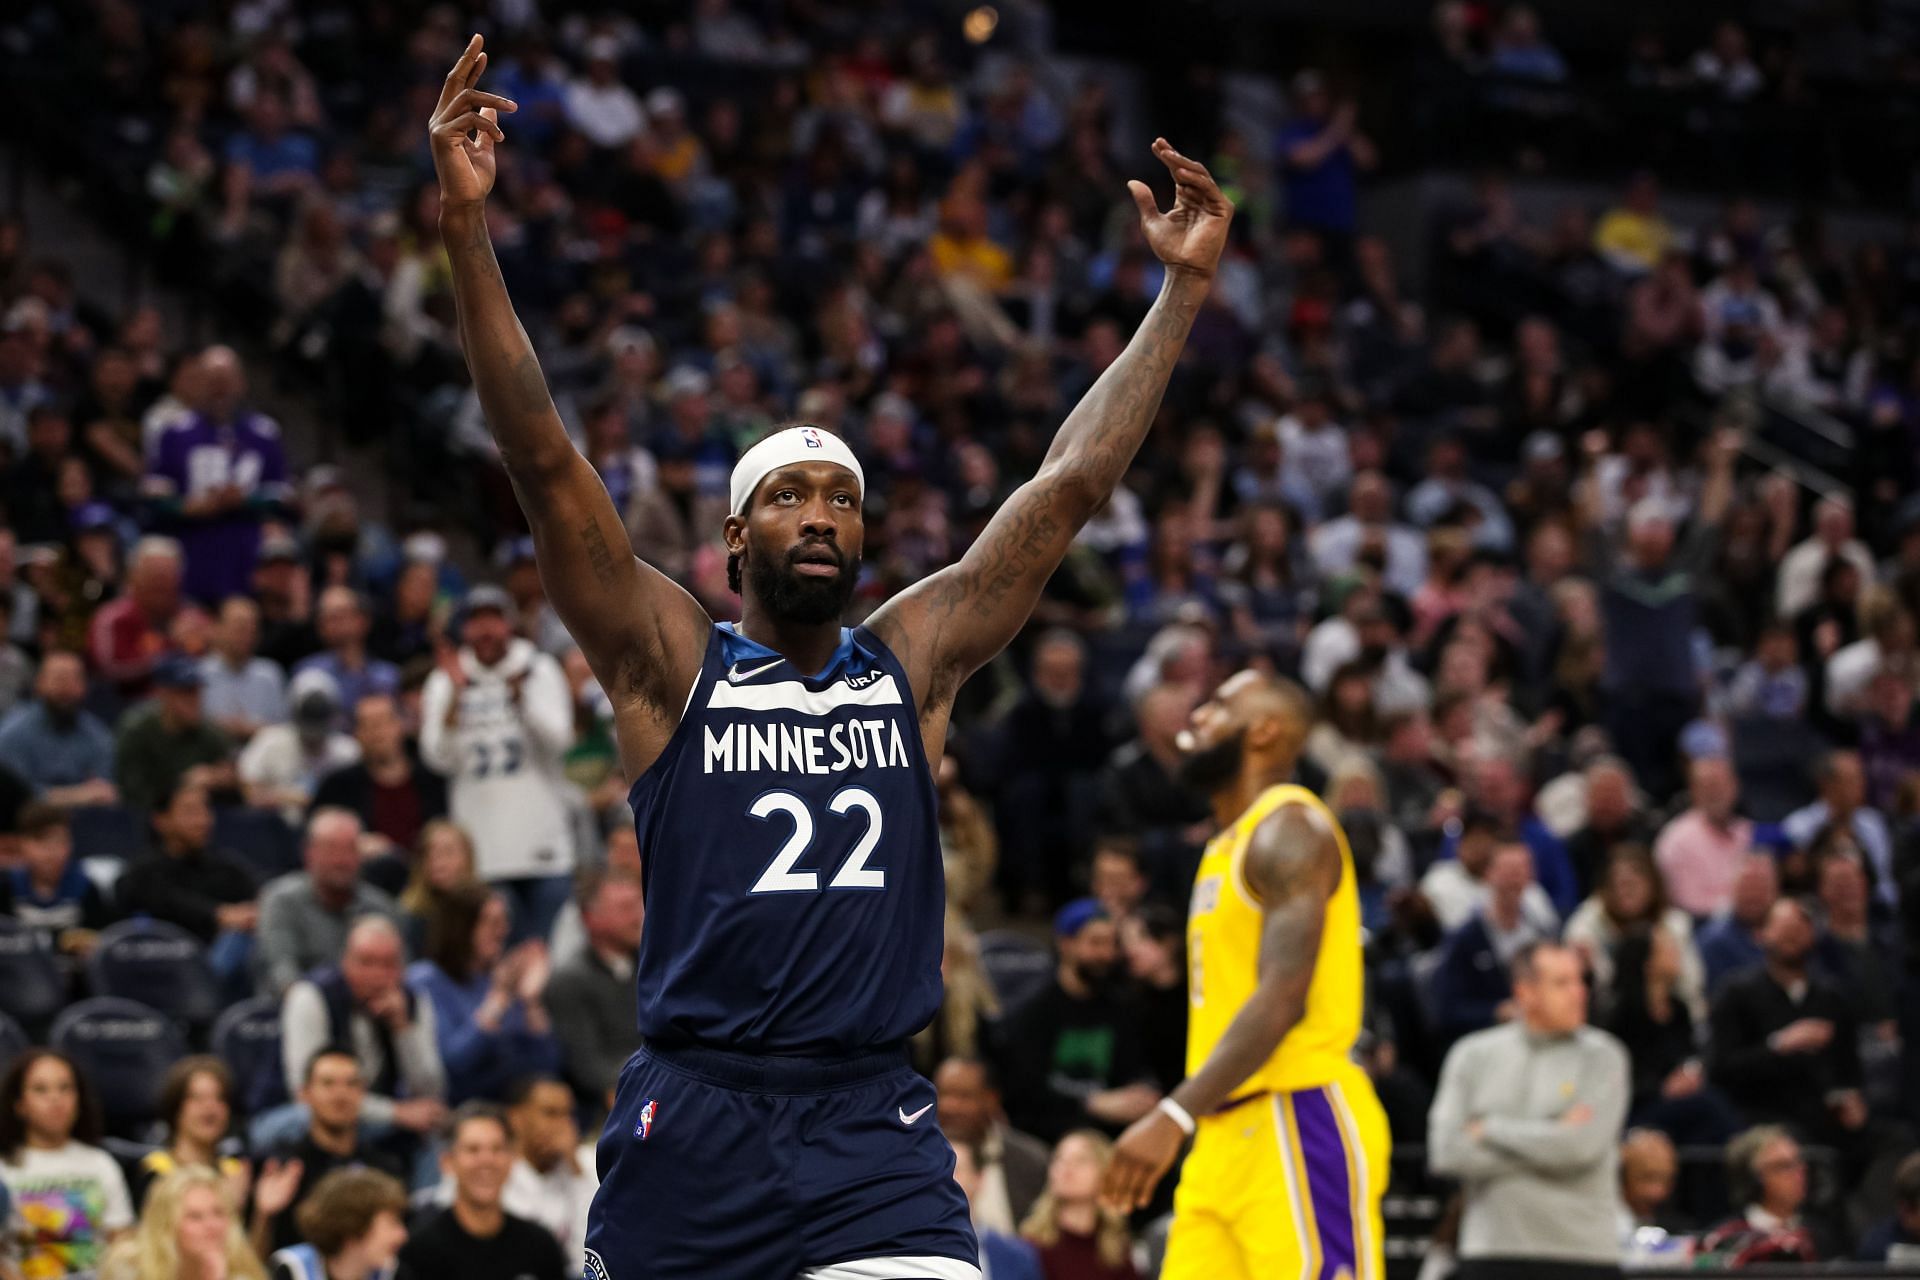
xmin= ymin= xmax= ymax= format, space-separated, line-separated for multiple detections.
xmin=430 ymin=36 xmax=707 ymax=766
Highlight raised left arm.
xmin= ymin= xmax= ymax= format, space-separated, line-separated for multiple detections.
xmin=1101 ymin=801 xmax=1341 ymax=1210
xmin=868 ymin=139 xmax=1231 ymax=717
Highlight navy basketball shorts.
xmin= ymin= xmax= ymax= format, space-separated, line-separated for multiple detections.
xmin=583 ymin=1042 xmax=981 ymax=1280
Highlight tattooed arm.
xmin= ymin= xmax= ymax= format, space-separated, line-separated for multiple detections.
xmin=430 ymin=36 xmax=706 ymax=770
xmin=1102 ymin=801 xmax=1342 ymax=1210
xmin=868 ymin=139 xmax=1232 ymax=719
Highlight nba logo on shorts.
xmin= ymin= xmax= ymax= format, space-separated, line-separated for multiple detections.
xmin=801 ymin=428 xmax=822 ymax=449
xmin=635 ymin=1099 xmax=659 ymax=1141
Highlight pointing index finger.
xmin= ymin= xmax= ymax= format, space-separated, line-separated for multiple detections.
xmin=436 ymin=34 xmax=484 ymax=110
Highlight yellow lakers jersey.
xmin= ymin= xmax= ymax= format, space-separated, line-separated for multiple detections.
xmin=1186 ymin=784 xmax=1364 ymax=1093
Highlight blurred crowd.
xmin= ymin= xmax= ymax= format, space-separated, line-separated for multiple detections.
xmin=0 ymin=0 xmax=1918 ymax=1276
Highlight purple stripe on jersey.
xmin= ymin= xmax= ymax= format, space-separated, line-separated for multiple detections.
xmin=1292 ymin=1086 xmax=1357 ymax=1280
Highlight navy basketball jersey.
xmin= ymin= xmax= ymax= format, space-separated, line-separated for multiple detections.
xmin=629 ymin=622 xmax=944 ymax=1055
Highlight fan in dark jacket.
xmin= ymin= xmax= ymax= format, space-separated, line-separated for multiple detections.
xmin=1606 ymin=930 xmax=1739 ymax=1146
xmin=114 ymin=778 xmax=259 ymax=943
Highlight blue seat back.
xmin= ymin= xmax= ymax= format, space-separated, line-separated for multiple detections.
xmin=0 ymin=917 xmax=67 ymax=1028
xmin=211 ymin=996 xmax=287 ymax=1117
xmin=51 ymin=998 xmax=187 ymax=1135
xmin=88 ymin=919 xmax=220 ymax=1028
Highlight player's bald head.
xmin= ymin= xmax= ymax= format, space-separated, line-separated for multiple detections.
xmin=1215 ymin=669 xmax=1314 ymax=744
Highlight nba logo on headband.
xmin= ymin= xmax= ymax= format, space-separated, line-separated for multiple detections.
xmin=801 ymin=429 xmax=822 ymax=449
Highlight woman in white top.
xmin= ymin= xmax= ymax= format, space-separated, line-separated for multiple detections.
xmin=1565 ymin=844 xmax=1707 ymax=1022
xmin=0 ymin=1049 xmax=134 ymax=1276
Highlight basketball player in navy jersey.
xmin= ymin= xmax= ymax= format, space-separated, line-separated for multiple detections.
xmin=429 ymin=36 xmax=1231 ymax=1280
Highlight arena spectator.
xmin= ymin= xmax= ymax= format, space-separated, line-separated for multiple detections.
xmin=293 ymin=588 xmax=399 ymax=726
xmin=1654 ymin=756 xmax=1754 ymax=918
xmin=1429 ymin=940 xmax=1628 ymax=1277
xmin=1725 ymin=619 xmax=1808 ymax=720
xmin=1697 ymin=853 xmax=1780 ymax=995
xmin=239 ymin=668 xmax=360 ymax=823
xmin=1118 ymin=904 xmax=1188 ymax=1094
xmin=1018 ymin=1131 xmax=1139 ymax=1280
xmin=1093 ymin=685 xmax=1209 ymax=891
xmin=116 ymin=777 xmax=258 ymax=941
xmin=0 ymin=1049 xmax=134 ymax=1275
xmin=1564 ymin=845 xmax=1705 ymax=1022
xmin=952 ymin=1141 xmax=1043 ymax=1280
xmin=133 ymin=1057 xmax=248 ymax=1209
xmin=1275 ymin=71 xmax=1376 ymax=241
xmin=994 ymin=901 xmax=1159 ymax=1143
xmin=268 ymin=1164 xmax=409 ymax=1279
xmin=936 ymin=1057 xmax=1051 ymax=1239
xmin=1709 ymin=898 xmax=1867 ymax=1149
xmin=88 ymin=536 xmax=198 ymax=698
xmin=256 ymin=809 xmax=397 ymax=997
xmin=396 ymin=820 xmax=482 ymax=962
xmin=425 ymin=1077 xmax=595 ymax=1268
xmin=199 ymin=596 xmax=289 ymax=740
xmin=1420 ymin=812 xmax=1557 ymax=934
xmin=277 ymin=918 xmax=445 ymax=1147
xmin=395 ymin=1104 xmax=567 ymax=1280
xmin=0 ymin=650 xmax=117 ymax=806
xmin=406 ymin=883 xmax=560 ymax=1106
xmin=1808 ymin=852 xmax=1900 ymax=1032
xmin=114 ymin=656 xmax=235 ymax=814
xmin=1430 ymin=842 xmax=1560 ymax=1044
xmin=563 ymin=38 xmax=645 ymax=151
xmin=419 ymin=587 xmax=575 ymax=942
xmin=1594 ymin=172 xmax=1677 ymax=275
xmin=1855 ymin=1150 xmax=1920 ymax=1262
xmin=2 ymin=802 xmax=111 ymax=959
xmin=261 ymin=1050 xmax=408 ymax=1253
xmin=101 ymin=1166 xmax=266 ymax=1280
xmin=1606 ymin=928 xmax=1741 ymax=1147
xmin=995 ymin=630 xmax=1114 ymax=911
xmin=1777 ymin=497 xmax=1876 ymax=621
xmin=1616 ymin=1128 xmax=1687 ymax=1247
xmin=312 ymin=692 xmax=448 ymax=884
xmin=1309 ymin=471 xmax=1424 ymax=599
xmin=546 ymin=867 xmax=644 ymax=1112
xmin=143 ymin=346 xmax=289 ymax=604
xmin=1562 ymin=757 xmax=1652 ymax=897
xmin=1699 ymin=1125 xmax=1827 ymax=1262
xmin=1782 ymin=750 xmax=1895 ymax=906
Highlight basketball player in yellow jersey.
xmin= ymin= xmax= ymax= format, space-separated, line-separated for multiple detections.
xmin=1101 ymin=670 xmax=1389 ymax=1280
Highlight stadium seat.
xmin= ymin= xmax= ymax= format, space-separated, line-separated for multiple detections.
xmin=51 ymin=997 xmax=187 ymax=1135
xmin=211 ymin=996 xmax=288 ymax=1117
xmin=0 ymin=916 xmax=69 ymax=1031
xmin=87 ymin=919 xmax=221 ymax=1029
xmin=0 ymin=1010 xmax=29 ymax=1074
xmin=976 ymin=929 xmax=1054 ymax=1010
xmin=214 ymin=807 xmax=302 ymax=882
xmin=67 ymin=805 xmax=150 ymax=863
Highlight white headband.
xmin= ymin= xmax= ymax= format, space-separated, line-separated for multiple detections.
xmin=729 ymin=426 xmax=865 ymax=516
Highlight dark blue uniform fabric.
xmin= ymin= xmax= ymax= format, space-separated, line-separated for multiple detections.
xmin=629 ymin=623 xmax=944 ymax=1054
xmin=586 ymin=622 xmax=970 ymax=1277
xmin=585 ymin=1043 xmax=976 ymax=1278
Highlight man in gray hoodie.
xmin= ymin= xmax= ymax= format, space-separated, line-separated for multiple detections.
xmin=1429 ymin=939 xmax=1630 ymax=1279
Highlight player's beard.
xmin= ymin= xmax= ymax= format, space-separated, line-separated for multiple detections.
xmin=748 ymin=541 xmax=861 ymax=625
xmin=1176 ymin=727 xmax=1246 ymax=794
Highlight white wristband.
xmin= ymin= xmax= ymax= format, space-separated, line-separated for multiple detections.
xmin=1156 ymin=1097 xmax=1197 ymax=1137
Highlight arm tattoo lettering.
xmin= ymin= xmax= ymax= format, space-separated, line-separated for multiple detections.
xmin=579 ymin=515 xmax=620 ymax=588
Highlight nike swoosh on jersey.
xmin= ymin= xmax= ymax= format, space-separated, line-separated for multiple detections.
xmin=728 ymin=658 xmax=784 ymax=683
xmin=898 ymin=1102 xmax=934 ymax=1126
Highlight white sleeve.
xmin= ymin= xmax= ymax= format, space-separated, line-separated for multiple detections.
xmin=520 ymin=655 xmax=576 ymax=758
xmin=237 ymin=731 xmax=278 ymax=787
xmin=418 ymin=671 xmax=458 ymax=776
xmin=96 ymin=1148 xmax=134 ymax=1231
xmin=280 ymin=981 xmax=328 ymax=1099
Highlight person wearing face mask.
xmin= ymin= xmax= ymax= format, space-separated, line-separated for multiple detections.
xmin=991 ymin=900 xmax=1161 ymax=1144
xmin=240 ymin=669 xmax=363 ymax=824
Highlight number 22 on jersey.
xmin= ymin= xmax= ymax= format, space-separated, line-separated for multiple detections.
xmin=746 ymin=787 xmax=886 ymax=894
